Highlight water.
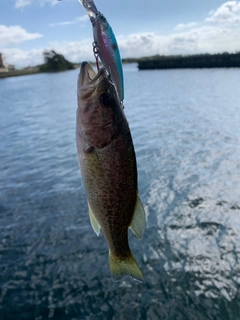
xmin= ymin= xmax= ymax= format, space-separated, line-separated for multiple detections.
xmin=1 ymin=65 xmax=240 ymax=319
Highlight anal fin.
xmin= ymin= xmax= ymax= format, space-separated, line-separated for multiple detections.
xmin=88 ymin=202 xmax=101 ymax=236
xmin=129 ymin=193 xmax=146 ymax=239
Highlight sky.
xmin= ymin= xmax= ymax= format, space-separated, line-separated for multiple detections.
xmin=1 ymin=0 xmax=240 ymax=68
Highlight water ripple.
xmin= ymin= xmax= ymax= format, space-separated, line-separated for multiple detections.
xmin=1 ymin=66 xmax=240 ymax=319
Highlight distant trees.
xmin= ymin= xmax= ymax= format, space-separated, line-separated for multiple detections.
xmin=39 ymin=50 xmax=75 ymax=72
xmin=137 ymin=52 xmax=240 ymax=70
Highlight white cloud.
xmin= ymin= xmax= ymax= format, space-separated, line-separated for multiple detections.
xmin=169 ymin=25 xmax=240 ymax=54
xmin=118 ymin=25 xmax=240 ymax=58
xmin=175 ymin=22 xmax=199 ymax=31
xmin=118 ymin=33 xmax=168 ymax=58
xmin=49 ymin=39 xmax=93 ymax=62
xmin=116 ymin=1 xmax=240 ymax=59
xmin=205 ymin=1 xmax=240 ymax=23
xmin=1 ymin=48 xmax=44 ymax=68
xmin=1 ymin=39 xmax=93 ymax=68
xmin=49 ymin=15 xmax=88 ymax=27
xmin=15 ymin=0 xmax=31 ymax=8
xmin=15 ymin=0 xmax=59 ymax=8
xmin=2 ymin=24 xmax=240 ymax=68
xmin=0 ymin=25 xmax=42 ymax=46
xmin=4 ymin=1 xmax=240 ymax=68
xmin=39 ymin=0 xmax=60 ymax=6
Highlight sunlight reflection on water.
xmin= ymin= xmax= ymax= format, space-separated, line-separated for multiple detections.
xmin=1 ymin=66 xmax=240 ymax=319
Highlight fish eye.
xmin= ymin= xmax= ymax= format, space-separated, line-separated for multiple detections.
xmin=100 ymin=92 xmax=113 ymax=107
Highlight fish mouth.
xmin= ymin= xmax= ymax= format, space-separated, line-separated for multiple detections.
xmin=78 ymin=61 xmax=111 ymax=101
xmin=79 ymin=61 xmax=106 ymax=87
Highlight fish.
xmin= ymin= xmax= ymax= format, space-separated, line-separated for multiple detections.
xmin=78 ymin=0 xmax=124 ymax=104
xmin=76 ymin=61 xmax=145 ymax=282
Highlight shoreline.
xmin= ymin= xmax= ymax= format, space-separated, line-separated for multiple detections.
xmin=0 ymin=69 xmax=40 ymax=79
xmin=1 ymin=52 xmax=240 ymax=78
xmin=137 ymin=52 xmax=240 ymax=70
xmin=0 ymin=63 xmax=80 ymax=79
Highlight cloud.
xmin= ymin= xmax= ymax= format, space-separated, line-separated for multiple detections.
xmin=1 ymin=48 xmax=44 ymax=68
xmin=175 ymin=22 xmax=199 ymax=31
xmin=0 ymin=25 xmax=43 ymax=46
xmin=15 ymin=0 xmax=32 ymax=8
xmin=4 ymin=1 xmax=240 ymax=68
xmin=169 ymin=25 xmax=240 ymax=54
xmin=49 ymin=15 xmax=88 ymax=27
xmin=1 ymin=39 xmax=93 ymax=68
xmin=3 ymin=24 xmax=240 ymax=68
xmin=113 ymin=1 xmax=240 ymax=59
xmin=205 ymin=1 xmax=240 ymax=23
xmin=119 ymin=22 xmax=240 ymax=58
xmin=15 ymin=0 xmax=59 ymax=8
xmin=48 ymin=39 xmax=93 ymax=62
xmin=168 ymin=33 xmax=199 ymax=54
xmin=118 ymin=33 xmax=168 ymax=58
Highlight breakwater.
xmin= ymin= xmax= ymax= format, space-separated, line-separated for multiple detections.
xmin=138 ymin=52 xmax=240 ymax=70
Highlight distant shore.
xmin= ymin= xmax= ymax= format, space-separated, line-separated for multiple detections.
xmin=0 ymin=65 xmax=80 ymax=79
xmin=0 ymin=50 xmax=81 ymax=79
xmin=0 ymin=69 xmax=40 ymax=79
xmin=1 ymin=52 xmax=240 ymax=78
xmin=137 ymin=52 xmax=240 ymax=70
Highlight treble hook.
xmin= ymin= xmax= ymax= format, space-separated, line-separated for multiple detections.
xmin=92 ymin=42 xmax=100 ymax=71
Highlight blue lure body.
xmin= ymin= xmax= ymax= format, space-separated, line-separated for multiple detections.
xmin=78 ymin=0 xmax=124 ymax=103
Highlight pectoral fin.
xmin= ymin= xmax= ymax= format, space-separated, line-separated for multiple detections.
xmin=88 ymin=202 xmax=101 ymax=236
xmin=129 ymin=193 xmax=146 ymax=239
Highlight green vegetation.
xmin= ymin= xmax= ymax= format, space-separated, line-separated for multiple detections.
xmin=122 ymin=58 xmax=138 ymax=64
xmin=39 ymin=50 xmax=75 ymax=72
xmin=0 ymin=51 xmax=78 ymax=78
xmin=137 ymin=52 xmax=240 ymax=70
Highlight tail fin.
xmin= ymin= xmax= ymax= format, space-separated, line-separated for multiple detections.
xmin=109 ymin=251 xmax=144 ymax=283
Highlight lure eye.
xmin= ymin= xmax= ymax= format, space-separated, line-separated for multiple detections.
xmin=100 ymin=92 xmax=113 ymax=107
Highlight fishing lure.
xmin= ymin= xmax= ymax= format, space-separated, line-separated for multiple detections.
xmin=78 ymin=0 xmax=124 ymax=103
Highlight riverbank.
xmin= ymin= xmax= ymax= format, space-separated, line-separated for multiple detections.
xmin=0 ymin=65 xmax=80 ymax=79
xmin=0 ymin=68 xmax=40 ymax=79
xmin=0 ymin=51 xmax=81 ymax=79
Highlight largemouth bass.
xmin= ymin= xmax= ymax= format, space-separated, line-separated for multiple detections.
xmin=76 ymin=62 xmax=145 ymax=282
